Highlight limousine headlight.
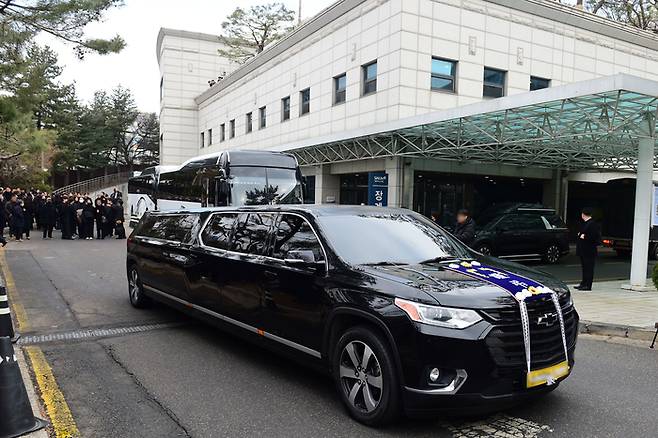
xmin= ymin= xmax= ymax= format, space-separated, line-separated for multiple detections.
xmin=395 ymin=298 xmax=482 ymax=329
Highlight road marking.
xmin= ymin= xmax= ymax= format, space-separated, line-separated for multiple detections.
xmin=25 ymin=346 xmax=80 ymax=438
xmin=18 ymin=322 xmax=187 ymax=345
xmin=444 ymin=414 xmax=552 ymax=438
xmin=0 ymin=249 xmax=29 ymax=330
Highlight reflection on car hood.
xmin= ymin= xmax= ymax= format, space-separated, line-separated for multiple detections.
xmin=361 ymin=257 xmax=565 ymax=309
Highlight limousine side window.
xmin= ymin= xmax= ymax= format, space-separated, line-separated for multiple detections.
xmin=273 ymin=214 xmax=325 ymax=262
xmin=201 ymin=213 xmax=237 ymax=250
xmin=231 ymin=213 xmax=276 ymax=255
xmin=141 ymin=214 xmax=198 ymax=243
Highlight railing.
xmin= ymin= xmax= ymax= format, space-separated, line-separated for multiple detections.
xmin=53 ymin=171 xmax=133 ymax=196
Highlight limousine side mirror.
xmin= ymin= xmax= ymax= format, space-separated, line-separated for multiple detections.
xmin=284 ymin=250 xmax=325 ymax=272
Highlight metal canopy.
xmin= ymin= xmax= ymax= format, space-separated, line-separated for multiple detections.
xmin=281 ymin=74 xmax=658 ymax=171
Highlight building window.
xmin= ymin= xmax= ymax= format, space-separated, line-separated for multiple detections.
xmin=431 ymin=58 xmax=457 ymax=93
xmin=246 ymin=112 xmax=253 ymax=133
xmin=207 ymin=128 xmax=213 ymax=145
xmin=282 ymin=96 xmax=291 ymax=121
xmin=259 ymin=106 xmax=266 ymax=129
xmin=200 ymin=131 xmax=205 ymax=148
xmin=159 ymin=77 xmax=164 ymax=101
xmin=530 ymin=76 xmax=551 ymax=91
xmin=300 ymin=88 xmax=310 ymax=115
xmin=483 ymin=67 xmax=506 ymax=98
xmin=229 ymin=119 xmax=235 ymax=139
xmin=334 ymin=73 xmax=347 ymax=105
xmin=220 ymin=123 xmax=225 ymax=142
xmin=362 ymin=61 xmax=377 ymax=95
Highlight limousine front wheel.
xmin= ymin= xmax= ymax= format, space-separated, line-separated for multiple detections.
xmin=333 ymin=326 xmax=400 ymax=426
xmin=128 ymin=266 xmax=150 ymax=308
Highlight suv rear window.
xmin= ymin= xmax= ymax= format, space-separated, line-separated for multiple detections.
xmin=542 ymin=214 xmax=566 ymax=229
xmin=138 ymin=214 xmax=198 ymax=243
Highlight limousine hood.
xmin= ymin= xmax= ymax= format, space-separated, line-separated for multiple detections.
xmin=361 ymin=257 xmax=567 ymax=309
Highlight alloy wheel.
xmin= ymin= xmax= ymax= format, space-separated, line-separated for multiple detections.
xmin=129 ymin=269 xmax=141 ymax=303
xmin=546 ymin=245 xmax=560 ymax=264
xmin=339 ymin=341 xmax=383 ymax=413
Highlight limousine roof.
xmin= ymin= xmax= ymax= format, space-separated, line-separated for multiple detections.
xmin=151 ymin=204 xmax=414 ymax=217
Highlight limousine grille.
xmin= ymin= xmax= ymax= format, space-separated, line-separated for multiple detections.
xmin=482 ymin=295 xmax=578 ymax=374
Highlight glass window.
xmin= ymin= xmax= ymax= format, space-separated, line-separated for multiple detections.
xmin=282 ymin=96 xmax=291 ymax=121
xmin=201 ymin=213 xmax=237 ymax=250
xmin=274 ymin=214 xmax=325 ymax=262
xmin=300 ymin=88 xmax=310 ymax=115
xmin=147 ymin=214 xmax=199 ymax=243
xmin=231 ymin=213 xmax=277 ymax=255
xmin=497 ymin=214 xmax=544 ymax=231
xmin=334 ymin=73 xmax=346 ymax=104
xmin=362 ymin=61 xmax=377 ymax=95
xmin=483 ymin=67 xmax=506 ymax=98
xmin=220 ymin=123 xmax=225 ymax=142
xmin=431 ymin=58 xmax=456 ymax=92
xmin=542 ymin=214 xmax=566 ymax=229
xmin=230 ymin=167 xmax=303 ymax=206
xmin=207 ymin=128 xmax=213 ymax=145
xmin=200 ymin=131 xmax=205 ymax=148
xmin=245 ymin=112 xmax=253 ymax=133
xmin=530 ymin=76 xmax=550 ymax=91
xmin=229 ymin=119 xmax=235 ymax=138
xmin=259 ymin=106 xmax=266 ymax=129
xmin=317 ymin=213 xmax=470 ymax=265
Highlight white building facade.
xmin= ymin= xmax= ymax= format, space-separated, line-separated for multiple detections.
xmin=157 ymin=0 xmax=658 ymax=222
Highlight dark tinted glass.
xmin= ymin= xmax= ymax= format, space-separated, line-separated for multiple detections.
xmin=300 ymin=89 xmax=310 ymax=115
xmin=499 ymin=214 xmax=544 ymax=231
xmin=231 ymin=213 xmax=276 ymax=255
xmin=145 ymin=214 xmax=198 ymax=242
xmin=483 ymin=67 xmax=505 ymax=98
xmin=202 ymin=213 xmax=237 ymax=249
xmin=363 ymin=62 xmax=377 ymax=94
xmin=543 ymin=214 xmax=566 ymax=229
xmin=431 ymin=76 xmax=454 ymax=91
xmin=245 ymin=112 xmax=253 ymax=133
xmin=282 ymin=96 xmax=291 ymax=120
xmin=259 ymin=106 xmax=266 ymax=129
xmin=274 ymin=214 xmax=324 ymax=261
xmin=530 ymin=76 xmax=550 ymax=91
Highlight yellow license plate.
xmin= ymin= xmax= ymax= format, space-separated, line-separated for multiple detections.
xmin=526 ymin=360 xmax=570 ymax=388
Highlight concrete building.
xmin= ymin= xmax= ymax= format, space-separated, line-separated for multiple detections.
xmin=156 ymin=0 xmax=658 ymax=224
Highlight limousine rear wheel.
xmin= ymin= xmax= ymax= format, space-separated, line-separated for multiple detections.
xmin=333 ymin=326 xmax=400 ymax=426
xmin=128 ymin=266 xmax=150 ymax=308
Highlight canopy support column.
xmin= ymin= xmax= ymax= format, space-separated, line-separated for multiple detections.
xmin=628 ymin=137 xmax=655 ymax=290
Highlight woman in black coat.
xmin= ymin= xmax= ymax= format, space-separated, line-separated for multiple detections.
xmin=81 ymin=199 xmax=95 ymax=240
xmin=94 ymin=198 xmax=104 ymax=239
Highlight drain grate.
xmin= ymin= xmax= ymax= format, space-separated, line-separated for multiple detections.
xmin=17 ymin=322 xmax=186 ymax=345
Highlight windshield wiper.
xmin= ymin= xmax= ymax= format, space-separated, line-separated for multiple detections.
xmin=361 ymin=261 xmax=408 ymax=266
xmin=418 ymin=256 xmax=455 ymax=265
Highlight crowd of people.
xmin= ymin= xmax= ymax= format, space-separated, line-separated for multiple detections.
xmin=0 ymin=187 xmax=126 ymax=247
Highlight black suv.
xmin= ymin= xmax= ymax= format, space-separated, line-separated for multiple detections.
xmin=471 ymin=204 xmax=570 ymax=264
xmin=126 ymin=205 xmax=578 ymax=426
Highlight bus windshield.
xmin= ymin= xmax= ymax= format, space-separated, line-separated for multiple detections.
xmin=230 ymin=167 xmax=303 ymax=206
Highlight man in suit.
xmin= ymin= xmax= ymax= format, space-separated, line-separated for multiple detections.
xmin=575 ymin=207 xmax=601 ymax=291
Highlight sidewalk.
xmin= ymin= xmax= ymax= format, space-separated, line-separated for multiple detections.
xmin=574 ymin=279 xmax=658 ymax=340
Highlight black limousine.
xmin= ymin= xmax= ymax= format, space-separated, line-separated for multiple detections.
xmin=126 ymin=205 xmax=578 ymax=426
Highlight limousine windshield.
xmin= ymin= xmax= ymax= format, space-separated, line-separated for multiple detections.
xmin=318 ymin=213 xmax=471 ymax=265
xmin=231 ymin=167 xmax=303 ymax=206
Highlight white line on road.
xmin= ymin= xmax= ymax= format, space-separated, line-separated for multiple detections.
xmin=444 ymin=414 xmax=552 ymax=438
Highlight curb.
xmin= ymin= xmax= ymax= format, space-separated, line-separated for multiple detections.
xmin=15 ymin=346 xmax=50 ymax=438
xmin=578 ymin=321 xmax=656 ymax=342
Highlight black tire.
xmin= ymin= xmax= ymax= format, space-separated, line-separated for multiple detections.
xmin=128 ymin=265 xmax=151 ymax=308
xmin=333 ymin=325 xmax=400 ymax=426
xmin=477 ymin=244 xmax=493 ymax=256
xmin=543 ymin=243 xmax=561 ymax=264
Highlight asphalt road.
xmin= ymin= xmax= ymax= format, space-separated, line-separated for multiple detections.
xmin=4 ymin=236 xmax=658 ymax=437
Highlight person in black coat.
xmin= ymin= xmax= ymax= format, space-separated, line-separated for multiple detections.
xmin=22 ymin=196 xmax=34 ymax=240
xmin=82 ymin=198 xmax=95 ymax=240
xmin=94 ymin=198 xmax=104 ymax=239
xmin=102 ymin=200 xmax=114 ymax=238
xmin=453 ymin=209 xmax=476 ymax=247
xmin=9 ymin=199 xmax=24 ymax=241
xmin=0 ymin=199 xmax=5 ymax=239
xmin=112 ymin=200 xmax=126 ymax=239
xmin=39 ymin=197 xmax=57 ymax=239
xmin=60 ymin=198 xmax=75 ymax=240
xmin=575 ymin=207 xmax=601 ymax=291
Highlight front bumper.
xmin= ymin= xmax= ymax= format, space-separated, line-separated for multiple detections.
xmin=390 ymin=306 xmax=579 ymax=415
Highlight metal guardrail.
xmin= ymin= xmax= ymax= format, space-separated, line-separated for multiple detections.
xmin=52 ymin=172 xmax=132 ymax=196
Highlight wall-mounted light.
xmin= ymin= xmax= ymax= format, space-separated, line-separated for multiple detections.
xmin=468 ymin=36 xmax=476 ymax=56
